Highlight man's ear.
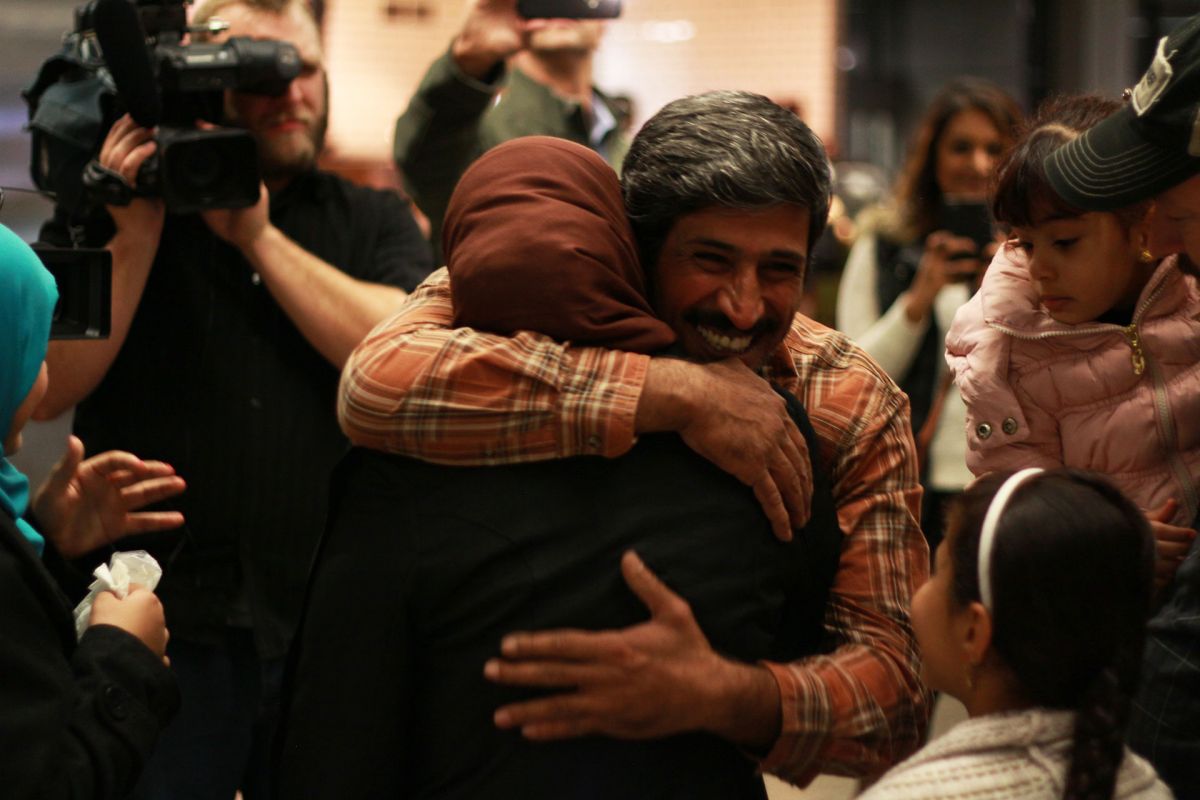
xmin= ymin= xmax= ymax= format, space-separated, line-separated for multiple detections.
xmin=959 ymin=600 xmax=993 ymax=667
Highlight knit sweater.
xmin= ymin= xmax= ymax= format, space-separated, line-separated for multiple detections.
xmin=859 ymin=709 xmax=1173 ymax=799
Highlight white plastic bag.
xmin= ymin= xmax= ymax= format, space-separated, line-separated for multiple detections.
xmin=73 ymin=550 xmax=163 ymax=640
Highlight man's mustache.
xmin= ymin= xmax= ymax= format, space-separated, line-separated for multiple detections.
xmin=683 ymin=309 xmax=779 ymax=337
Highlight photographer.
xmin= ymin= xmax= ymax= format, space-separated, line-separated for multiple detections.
xmin=394 ymin=0 xmax=627 ymax=257
xmin=836 ymin=78 xmax=1021 ymax=553
xmin=34 ymin=0 xmax=433 ymax=797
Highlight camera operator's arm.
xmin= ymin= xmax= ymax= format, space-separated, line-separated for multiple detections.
xmin=393 ymin=0 xmax=531 ymax=246
xmin=38 ymin=117 xmax=165 ymax=420
xmin=201 ymin=195 xmax=408 ymax=368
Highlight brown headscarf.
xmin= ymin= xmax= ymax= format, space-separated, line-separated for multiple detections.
xmin=443 ymin=136 xmax=676 ymax=353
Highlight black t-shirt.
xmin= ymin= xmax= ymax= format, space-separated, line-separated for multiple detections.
xmin=51 ymin=171 xmax=433 ymax=658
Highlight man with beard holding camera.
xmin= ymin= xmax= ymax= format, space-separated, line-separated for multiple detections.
xmin=34 ymin=0 xmax=433 ymax=797
xmin=394 ymin=0 xmax=627 ymax=257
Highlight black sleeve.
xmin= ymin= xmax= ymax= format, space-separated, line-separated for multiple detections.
xmin=365 ymin=189 xmax=436 ymax=291
xmin=0 ymin=546 xmax=178 ymax=800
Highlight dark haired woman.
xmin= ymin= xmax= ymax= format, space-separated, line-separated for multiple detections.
xmin=837 ymin=77 xmax=1021 ymax=551
xmin=860 ymin=469 xmax=1172 ymax=799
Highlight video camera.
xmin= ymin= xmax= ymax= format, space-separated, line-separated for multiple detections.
xmin=26 ymin=0 xmax=301 ymax=217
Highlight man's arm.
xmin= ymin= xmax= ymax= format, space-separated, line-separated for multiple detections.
xmin=201 ymin=195 xmax=408 ymax=368
xmin=38 ymin=117 xmax=164 ymax=419
xmin=483 ymin=343 xmax=931 ymax=784
xmin=757 ymin=357 xmax=929 ymax=784
xmin=340 ymin=269 xmax=810 ymax=536
xmin=393 ymin=0 xmax=528 ymax=246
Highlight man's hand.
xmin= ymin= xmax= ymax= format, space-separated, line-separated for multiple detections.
xmin=32 ymin=436 xmax=186 ymax=558
xmin=1146 ymin=499 xmax=1197 ymax=591
xmin=99 ymin=114 xmax=166 ymax=243
xmin=201 ymin=182 xmax=270 ymax=252
xmin=637 ymin=357 xmax=812 ymax=541
xmin=484 ymin=551 xmax=781 ymax=749
xmin=452 ymin=0 xmax=530 ymax=79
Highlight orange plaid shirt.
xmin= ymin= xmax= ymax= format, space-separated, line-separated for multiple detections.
xmin=339 ymin=267 xmax=931 ymax=785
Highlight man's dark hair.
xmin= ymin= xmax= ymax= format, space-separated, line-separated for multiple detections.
xmin=622 ymin=90 xmax=832 ymax=270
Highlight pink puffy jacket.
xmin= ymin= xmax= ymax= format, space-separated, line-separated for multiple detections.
xmin=946 ymin=249 xmax=1200 ymax=526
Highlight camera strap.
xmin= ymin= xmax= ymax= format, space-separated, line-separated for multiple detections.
xmin=81 ymin=159 xmax=134 ymax=207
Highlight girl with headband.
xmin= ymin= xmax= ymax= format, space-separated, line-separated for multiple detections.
xmin=0 ymin=223 xmax=184 ymax=797
xmin=861 ymin=469 xmax=1171 ymax=799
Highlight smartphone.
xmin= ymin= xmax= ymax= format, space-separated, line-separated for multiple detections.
xmin=32 ymin=244 xmax=112 ymax=339
xmin=517 ymin=0 xmax=622 ymax=19
xmin=937 ymin=200 xmax=994 ymax=253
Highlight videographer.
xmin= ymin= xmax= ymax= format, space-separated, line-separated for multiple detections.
xmin=835 ymin=78 xmax=1021 ymax=555
xmin=394 ymin=0 xmax=627 ymax=257
xmin=33 ymin=0 xmax=433 ymax=797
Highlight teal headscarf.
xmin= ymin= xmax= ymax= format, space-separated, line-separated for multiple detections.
xmin=0 ymin=223 xmax=58 ymax=555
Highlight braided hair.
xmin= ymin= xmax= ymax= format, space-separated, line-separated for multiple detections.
xmin=946 ymin=470 xmax=1155 ymax=800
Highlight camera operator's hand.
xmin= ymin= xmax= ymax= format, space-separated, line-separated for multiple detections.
xmin=99 ymin=115 xmax=166 ymax=243
xmin=904 ymin=230 xmax=982 ymax=324
xmin=200 ymin=183 xmax=270 ymax=253
xmin=452 ymin=0 xmax=533 ymax=80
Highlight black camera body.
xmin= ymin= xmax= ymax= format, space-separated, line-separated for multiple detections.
xmin=26 ymin=0 xmax=300 ymax=216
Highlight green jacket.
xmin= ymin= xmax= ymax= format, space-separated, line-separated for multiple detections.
xmin=394 ymin=50 xmax=628 ymax=258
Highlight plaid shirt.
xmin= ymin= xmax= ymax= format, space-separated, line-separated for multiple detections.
xmin=340 ymin=267 xmax=932 ymax=785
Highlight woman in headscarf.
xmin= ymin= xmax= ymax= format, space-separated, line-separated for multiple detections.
xmin=0 ymin=222 xmax=184 ymax=798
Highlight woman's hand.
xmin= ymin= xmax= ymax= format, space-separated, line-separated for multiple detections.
xmin=90 ymin=586 xmax=170 ymax=663
xmin=32 ymin=436 xmax=185 ymax=558
xmin=905 ymin=230 xmax=984 ymax=323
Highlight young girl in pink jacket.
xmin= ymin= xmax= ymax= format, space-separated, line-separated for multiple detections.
xmin=946 ymin=93 xmax=1199 ymax=589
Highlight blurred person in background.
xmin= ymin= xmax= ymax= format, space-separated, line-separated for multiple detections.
xmin=1042 ymin=15 xmax=1200 ymax=797
xmin=394 ymin=0 xmax=627 ymax=258
xmin=836 ymin=77 xmax=1022 ymax=554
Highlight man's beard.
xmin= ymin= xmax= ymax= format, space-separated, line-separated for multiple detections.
xmin=256 ymin=112 xmax=327 ymax=181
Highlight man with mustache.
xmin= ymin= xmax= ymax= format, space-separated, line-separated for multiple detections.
xmin=339 ymin=91 xmax=930 ymax=786
xmin=34 ymin=0 xmax=433 ymax=797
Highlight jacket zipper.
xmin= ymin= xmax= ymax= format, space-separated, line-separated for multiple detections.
xmin=987 ymin=277 xmax=1166 ymax=373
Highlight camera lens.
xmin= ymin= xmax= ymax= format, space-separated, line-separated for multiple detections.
xmin=181 ymin=141 xmax=222 ymax=190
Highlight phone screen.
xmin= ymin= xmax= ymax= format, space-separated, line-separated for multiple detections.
xmin=936 ymin=200 xmax=994 ymax=252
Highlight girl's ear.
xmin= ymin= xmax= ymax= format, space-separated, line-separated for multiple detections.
xmin=959 ymin=600 xmax=994 ymax=667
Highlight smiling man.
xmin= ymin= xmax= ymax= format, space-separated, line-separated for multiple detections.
xmin=338 ymin=91 xmax=930 ymax=786
xmin=34 ymin=0 xmax=433 ymax=797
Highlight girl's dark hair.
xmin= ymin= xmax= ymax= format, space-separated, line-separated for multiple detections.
xmin=992 ymin=94 xmax=1146 ymax=230
xmin=945 ymin=470 xmax=1155 ymax=800
xmin=892 ymin=77 xmax=1022 ymax=239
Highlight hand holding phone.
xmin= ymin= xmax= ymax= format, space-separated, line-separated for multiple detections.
xmin=517 ymin=0 xmax=622 ymax=19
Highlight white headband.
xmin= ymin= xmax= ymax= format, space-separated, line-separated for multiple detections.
xmin=977 ymin=468 xmax=1044 ymax=610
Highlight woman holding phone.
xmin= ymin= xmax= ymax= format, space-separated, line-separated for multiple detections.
xmin=836 ymin=77 xmax=1021 ymax=552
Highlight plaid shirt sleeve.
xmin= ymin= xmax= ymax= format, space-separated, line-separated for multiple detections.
xmin=758 ymin=318 xmax=931 ymax=786
xmin=338 ymin=268 xmax=650 ymax=464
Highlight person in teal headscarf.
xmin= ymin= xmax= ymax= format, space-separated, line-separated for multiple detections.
xmin=0 ymin=222 xmax=183 ymax=798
